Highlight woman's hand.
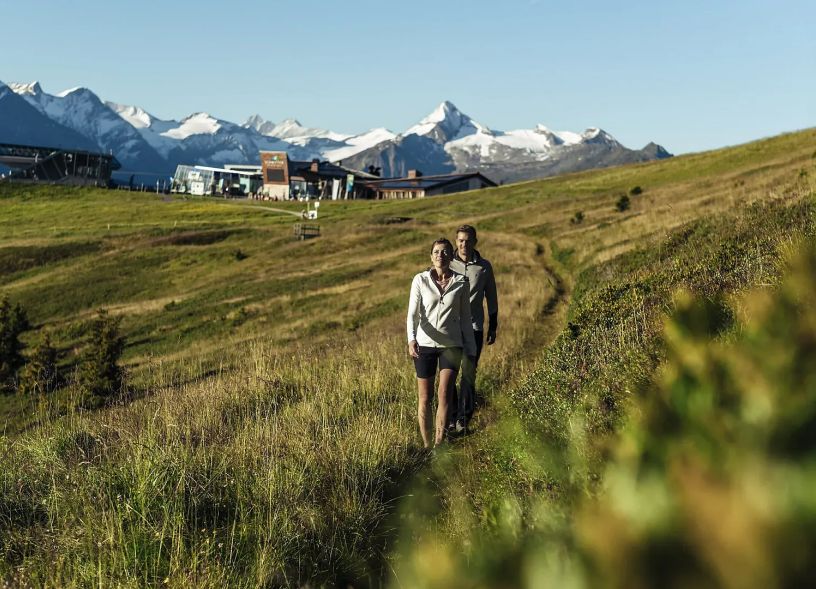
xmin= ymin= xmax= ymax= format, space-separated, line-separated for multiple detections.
xmin=408 ymin=340 xmax=420 ymax=358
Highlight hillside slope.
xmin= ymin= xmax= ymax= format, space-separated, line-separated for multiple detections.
xmin=0 ymin=128 xmax=814 ymax=586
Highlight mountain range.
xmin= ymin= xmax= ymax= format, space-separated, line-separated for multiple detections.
xmin=0 ymin=81 xmax=671 ymax=184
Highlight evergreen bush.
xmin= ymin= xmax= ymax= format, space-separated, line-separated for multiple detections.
xmin=615 ymin=194 xmax=631 ymax=212
xmin=0 ymin=296 xmax=29 ymax=390
xmin=78 ymin=309 xmax=125 ymax=403
xmin=19 ymin=332 xmax=59 ymax=396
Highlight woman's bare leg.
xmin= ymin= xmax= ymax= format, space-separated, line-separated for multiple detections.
xmin=416 ymin=377 xmax=433 ymax=448
xmin=435 ymin=369 xmax=455 ymax=445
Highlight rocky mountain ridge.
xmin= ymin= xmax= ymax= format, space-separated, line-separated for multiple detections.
xmin=0 ymin=80 xmax=672 ymax=183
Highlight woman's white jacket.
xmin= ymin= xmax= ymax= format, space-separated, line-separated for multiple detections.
xmin=407 ymin=269 xmax=478 ymax=357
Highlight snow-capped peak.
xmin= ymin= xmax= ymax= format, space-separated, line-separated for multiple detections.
xmin=9 ymin=81 xmax=43 ymax=96
xmin=405 ymin=100 xmax=491 ymax=143
xmin=421 ymin=100 xmax=462 ymax=125
xmin=269 ymin=118 xmax=309 ymax=138
xmin=162 ymin=112 xmax=222 ymax=139
xmin=580 ymin=127 xmax=619 ymax=146
xmin=533 ymin=124 xmax=616 ymax=146
xmin=56 ymin=86 xmax=93 ymax=98
xmin=244 ymin=115 xmax=350 ymax=142
xmin=0 ymin=77 xmax=669 ymax=186
xmin=582 ymin=127 xmax=601 ymax=139
xmin=106 ymin=101 xmax=157 ymax=129
xmin=243 ymin=113 xmax=267 ymax=129
xmin=242 ymin=114 xmax=282 ymax=137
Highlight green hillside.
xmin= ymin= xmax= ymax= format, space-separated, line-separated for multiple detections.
xmin=1 ymin=128 xmax=815 ymax=587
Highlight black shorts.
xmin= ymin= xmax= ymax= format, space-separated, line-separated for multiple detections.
xmin=413 ymin=346 xmax=463 ymax=379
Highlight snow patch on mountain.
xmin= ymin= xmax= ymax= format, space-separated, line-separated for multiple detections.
xmin=447 ymin=124 xmax=564 ymax=161
xmin=324 ymin=127 xmax=397 ymax=162
xmin=56 ymin=87 xmax=88 ymax=98
xmin=538 ymin=125 xmax=581 ymax=145
xmin=107 ymin=102 xmax=154 ymax=129
xmin=163 ymin=113 xmax=222 ymax=140
xmin=445 ymin=131 xmax=496 ymax=158
xmin=244 ymin=115 xmax=350 ymax=143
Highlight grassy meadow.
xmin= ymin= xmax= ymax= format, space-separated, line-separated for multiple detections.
xmin=1 ymin=127 xmax=815 ymax=587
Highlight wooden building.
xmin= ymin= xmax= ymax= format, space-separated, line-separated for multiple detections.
xmin=259 ymin=151 xmax=377 ymax=200
xmin=358 ymin=170 xmax=496 ymax=200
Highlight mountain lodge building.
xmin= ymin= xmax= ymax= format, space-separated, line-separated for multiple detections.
xmin=169 ymin=152 xmax=497 ymax=200
xmin=0 ymin=143 xmax=121 ymax=187
xmin=357 ymin=170 xmax=497 ymax=199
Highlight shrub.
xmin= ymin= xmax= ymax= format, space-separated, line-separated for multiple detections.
xmin=570 ymin=211 xmax=585 ymax=225
xmin=0 ymin=296 xmax=29 ymax=389
xmin=615 ymin=194 xmax=631 ymax=212
xmin=19 ymin=332 xmax=58 ymax=395
xmin=574 ymin=243 xmax=816 ymax=588
xmin=629 ymin=185 xmax=643 ymax=196
xmin=78 ymin=309 xmax=125 ymax=402
xmin=393 ymin=232 xmax=816 ymax=589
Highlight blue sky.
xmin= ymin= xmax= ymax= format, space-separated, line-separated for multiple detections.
xmin=2 ymin=0 xmax=813 ymax=154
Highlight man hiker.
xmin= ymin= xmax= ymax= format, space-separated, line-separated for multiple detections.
xmin=449 ymin=224 xmax=498 ymax=434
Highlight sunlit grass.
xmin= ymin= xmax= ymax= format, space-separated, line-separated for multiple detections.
xmin=1 ymin=127 xmax=815 ymax=585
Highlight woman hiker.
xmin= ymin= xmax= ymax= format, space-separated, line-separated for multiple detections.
xmin=407 ymin=237 xmax=477 ymax=448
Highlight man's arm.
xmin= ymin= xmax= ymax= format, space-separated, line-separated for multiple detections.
xmin=485 ymin=262 xmax=498 ymax=345
xmin=459 ymin=282 xmax=477 ymax=358
xmin=487 ymin=312 xmax=498 ymax=345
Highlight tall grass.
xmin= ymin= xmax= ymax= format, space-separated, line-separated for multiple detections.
xmin=1 ymin=128 xmax=814 ymax=586
xmin=1 ymin=334 xmax=415 ymax=586
xmin=0 ymin=235 xmax=554 ymax=586
xmin=387 ymin=189 xmax=816 ymax=588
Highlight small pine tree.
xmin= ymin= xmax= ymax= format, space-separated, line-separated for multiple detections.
xmin=79 ymin=309 xmax=125 ymax=401
xmin=616 ymin=194 xmax=631 ymax=212
xmin=19 ymin=332 xmax=58 ymax=396
xmin=0 ymin=296 xmax=29 ymax=389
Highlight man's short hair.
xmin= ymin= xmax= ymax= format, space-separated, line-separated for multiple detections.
xmin=456 ymin=224 xmax=477 ymax=241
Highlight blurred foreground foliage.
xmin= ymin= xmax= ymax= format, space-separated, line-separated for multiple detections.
xmin=392 ymin=202 xmax=816 ymax=589
xmin=578 ymin=244 xmax=816 ymax=589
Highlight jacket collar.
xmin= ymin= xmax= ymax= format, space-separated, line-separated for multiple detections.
xmin=425 ymin=267 xmax=464 ymax=282
xmin=454 ymin=249 xmax=482 ymax=264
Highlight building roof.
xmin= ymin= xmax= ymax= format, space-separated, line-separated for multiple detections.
xmin=192 ymin=165 xmax=260 ymax=177
xmin=225 ymin=164 xmax=262 ymax=173
xmin=0 ymin=142 xmax=121 ymax=170
xmin=287 ymin=159 xmax=380 ymax=180
xmin=361 ymin=172 xmax=496 ymax=191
